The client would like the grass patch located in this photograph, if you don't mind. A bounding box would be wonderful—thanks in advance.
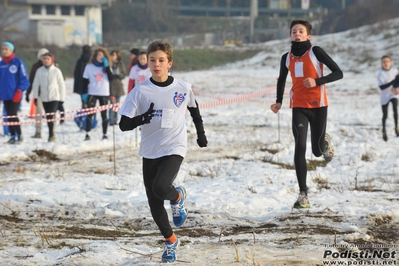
[173,49,261,71]
[17,45,261,78]
[33,149,58,161]
[261,158,327,170]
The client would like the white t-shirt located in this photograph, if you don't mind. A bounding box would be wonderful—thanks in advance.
[377,67,398,105]
[83,63,110,96]
[128,65,151,86]
[118,78,197,159]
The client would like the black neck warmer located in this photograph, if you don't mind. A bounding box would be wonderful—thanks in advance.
[150,76,174,87]
[291,40,311,57]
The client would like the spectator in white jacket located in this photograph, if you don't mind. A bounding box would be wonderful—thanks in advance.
[32,53,66,142]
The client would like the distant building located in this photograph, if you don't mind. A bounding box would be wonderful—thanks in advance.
[1,0,113,47]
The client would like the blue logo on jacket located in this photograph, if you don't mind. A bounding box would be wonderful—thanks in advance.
[173,92,186,107]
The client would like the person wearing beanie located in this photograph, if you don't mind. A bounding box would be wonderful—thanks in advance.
[26,47,49,138]
[73,45,92,108]
[0,41,30,144]
[128,48,139,71]
[32,53,66,142]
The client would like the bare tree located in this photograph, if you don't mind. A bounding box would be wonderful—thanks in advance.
[0,8,21,38]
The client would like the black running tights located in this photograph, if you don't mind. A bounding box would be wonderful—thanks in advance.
[142,155,183,239]
[292,107,328,193]
[381,98,398,129]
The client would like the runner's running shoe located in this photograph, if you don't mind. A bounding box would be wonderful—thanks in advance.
[323,133,335,162]
[293,191,310,209]
[162,236,180,263]
[170,187,187,227]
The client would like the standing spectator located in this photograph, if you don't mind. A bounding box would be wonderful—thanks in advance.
[32,53,65,142]
[127,48,139,92]
[376,55,399,141]
[0,41,30,144]
[0,56,9,136]
[54,60,66,124]
[81,47,113,141]
[25,47,49,138]
[127,51,151,93]
[128,48,139,71]
[73,45,92,108]
[109,50,127,125]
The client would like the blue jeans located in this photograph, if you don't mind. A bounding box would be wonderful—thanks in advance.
[108,96,120,125]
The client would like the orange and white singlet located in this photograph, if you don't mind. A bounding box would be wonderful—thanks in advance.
[286,46,328,108]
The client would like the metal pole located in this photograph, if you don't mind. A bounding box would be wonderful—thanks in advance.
[278,112,280,143]
[112,123,117,176]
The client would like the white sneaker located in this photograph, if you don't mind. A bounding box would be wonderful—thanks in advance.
[293,191,310,208]
[323,133,334,162]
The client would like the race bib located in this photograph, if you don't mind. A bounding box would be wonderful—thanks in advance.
[161,109,174,128]
[294,62,304,77]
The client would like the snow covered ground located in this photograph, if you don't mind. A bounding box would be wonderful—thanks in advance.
[1,19,399,265]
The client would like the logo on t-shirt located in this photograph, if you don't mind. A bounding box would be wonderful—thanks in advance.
[173,92,186,107]
[95,73,103,82]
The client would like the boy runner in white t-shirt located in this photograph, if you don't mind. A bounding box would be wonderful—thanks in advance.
[118,40,207,263]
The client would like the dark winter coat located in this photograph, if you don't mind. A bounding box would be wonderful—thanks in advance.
[26,60,43,99]
[110,60,127,97]
[73,51,91,95]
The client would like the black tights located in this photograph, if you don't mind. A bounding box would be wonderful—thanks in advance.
[292,107,328,193]
[42,101,59,138]
[3,100,21,137]
[381,98,398,130]
[86,95,109,135]
[143,155,183,239]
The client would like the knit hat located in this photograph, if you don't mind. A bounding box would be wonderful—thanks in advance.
[130,48,139,56]
[2,41,14,52]
[37,48,49,59]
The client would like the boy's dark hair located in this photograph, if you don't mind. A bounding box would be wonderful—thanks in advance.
[381,55,391,61]
[139,51,147,56]
[147,40,173,62]
[290,20,312,35]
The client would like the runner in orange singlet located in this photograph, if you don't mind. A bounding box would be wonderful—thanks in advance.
[270,20,343,208]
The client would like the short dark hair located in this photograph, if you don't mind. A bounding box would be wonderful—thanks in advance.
[290,20,312,35]
[82,45,91,53]
[147,40,173,62]
[381,55,391,61]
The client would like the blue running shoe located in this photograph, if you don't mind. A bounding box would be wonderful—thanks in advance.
[162,236,180,263]
[170,186,187,227]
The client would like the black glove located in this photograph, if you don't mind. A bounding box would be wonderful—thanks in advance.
[25,94,30,103]
[197,132,208,147]
[133,102,155,126]
[393,74,399,88]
